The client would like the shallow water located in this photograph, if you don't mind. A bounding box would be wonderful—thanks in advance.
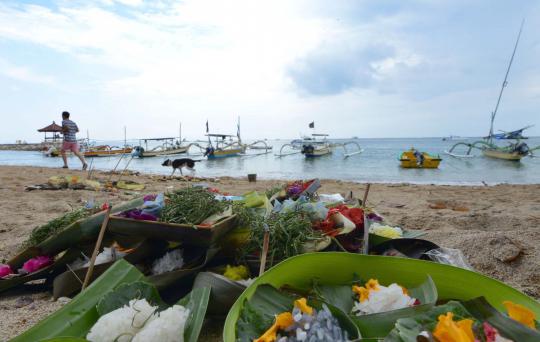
[1,137,539,185]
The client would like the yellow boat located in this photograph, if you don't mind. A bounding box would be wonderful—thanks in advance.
[399,149,442,168]
[84,145,133,157]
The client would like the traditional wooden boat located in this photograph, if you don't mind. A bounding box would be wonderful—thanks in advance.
[482,147,525,161]
[277,131,362,158]
[198,119,246,159]
[445,21,539,161]
[131,137,188,158]
[83,145,132,157]
[400,149,441,168]
[301,134,333,157]
[202,134,244,159]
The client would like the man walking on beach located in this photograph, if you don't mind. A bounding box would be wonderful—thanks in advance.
[61,111,87,170]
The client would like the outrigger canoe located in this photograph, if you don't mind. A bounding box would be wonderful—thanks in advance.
[482,147,525,161]
[400,150,442,168]
[84,145,132,157]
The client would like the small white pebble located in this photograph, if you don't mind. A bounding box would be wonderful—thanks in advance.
[56,297,71,304]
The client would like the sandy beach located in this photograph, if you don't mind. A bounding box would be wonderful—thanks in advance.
[0,165,539,341]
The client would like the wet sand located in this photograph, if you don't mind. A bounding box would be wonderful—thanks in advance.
[0,165,539,340]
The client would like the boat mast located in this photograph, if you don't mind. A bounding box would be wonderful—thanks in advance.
[488,19,524,143]
[237,116,241,144]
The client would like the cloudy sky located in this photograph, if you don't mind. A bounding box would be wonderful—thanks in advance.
[1,0,539,142]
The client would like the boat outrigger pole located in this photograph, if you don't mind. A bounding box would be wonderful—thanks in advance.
[488,19,524,144]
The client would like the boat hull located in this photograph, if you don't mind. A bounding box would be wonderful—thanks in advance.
[135,147,189,158]
[482,148,523,161]
[84,148,132,157]
[207,148,243,159]
[302,146,332,158]
[304,150,332,157]
[400,151,441,168]
[248,146,273,150]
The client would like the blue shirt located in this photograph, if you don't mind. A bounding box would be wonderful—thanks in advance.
[62,119,78,142]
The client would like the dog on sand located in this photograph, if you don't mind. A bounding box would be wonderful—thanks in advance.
[162,158,201,176]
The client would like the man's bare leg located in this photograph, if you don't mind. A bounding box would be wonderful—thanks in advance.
[73,150,88,170]
[61,150,68,168]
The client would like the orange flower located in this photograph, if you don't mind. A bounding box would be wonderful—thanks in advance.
[294,298,313,315]
[400,286,409,295]
[352,285,370,302]
[433,312,475,342]
[503,301,536,329]
[365,279,380,291]
[254,312,293,342]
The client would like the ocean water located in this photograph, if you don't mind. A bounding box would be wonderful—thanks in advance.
[1,137,539,185]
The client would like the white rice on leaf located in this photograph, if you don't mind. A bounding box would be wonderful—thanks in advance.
[151,249,184,275]
[86,299,157,342]
[352,283,416,316]
[132,304,190,342]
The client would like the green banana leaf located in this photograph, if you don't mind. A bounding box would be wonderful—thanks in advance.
[316,276,438,337]
[12,259,143,341]
[223,252,540,342]
[13,259,211,342]
[41,338,88,342]
[36,198,144,257]
[386,298,540,342]
[96,281,165,315]
[178,286,212,342]
[193,271,247,316]
[236,283,360,342]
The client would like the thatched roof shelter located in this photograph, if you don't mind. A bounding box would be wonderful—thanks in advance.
[38,122,63,133]
[38,121,63,142]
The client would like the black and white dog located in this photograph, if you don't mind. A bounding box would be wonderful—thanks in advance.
[162,158,201,176]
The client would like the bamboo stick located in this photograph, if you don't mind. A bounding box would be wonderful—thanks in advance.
[362,184,371,255]
[259,224,270,276]
[82,206,112,290]
[116,155,134,183]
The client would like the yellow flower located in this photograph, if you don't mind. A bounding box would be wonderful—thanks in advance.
[294,298,313,315]
[223,265,249,281]
[433,312,475,342]
[365,279,380,291]
[352,285,370,302]
[254,312,293,342]
[503,301,536,329]
[370,225,403,238]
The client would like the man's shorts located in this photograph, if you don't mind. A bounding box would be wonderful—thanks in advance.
[61,141,79,153]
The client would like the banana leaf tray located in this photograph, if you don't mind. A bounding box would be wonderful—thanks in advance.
[107,214,237,247]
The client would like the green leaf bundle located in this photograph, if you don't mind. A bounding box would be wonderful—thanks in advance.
[24,207,93,247]
[160,187,228,225]
[239,211,321,262]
